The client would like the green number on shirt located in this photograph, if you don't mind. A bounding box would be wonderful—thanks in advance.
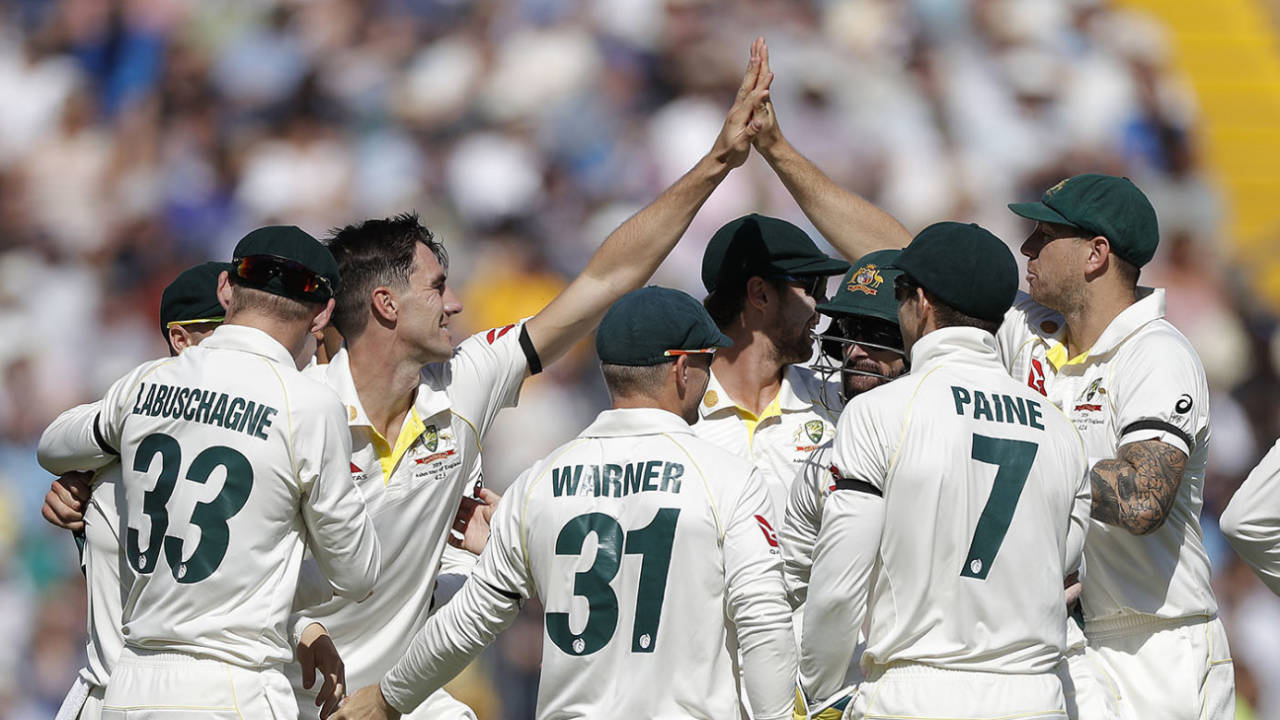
[960,434,1038,580]
[125,433,255,583]
[547,508,681,656]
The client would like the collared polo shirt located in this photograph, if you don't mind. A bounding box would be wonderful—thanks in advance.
[694,364,841,516]
[290,322,529,699]
[997,289,1217,623]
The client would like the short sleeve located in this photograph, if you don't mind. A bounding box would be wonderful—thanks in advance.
[1110,331,1208,457]
[442,321,531,438]
[830,392,892,493]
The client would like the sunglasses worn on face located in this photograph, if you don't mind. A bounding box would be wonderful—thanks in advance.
[837,316,903,351]
[893,274,919,303]
[771,273,827,301]
[234,255,333,301]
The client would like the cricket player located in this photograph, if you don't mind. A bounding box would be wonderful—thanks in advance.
[1221,439,1280,595]
[1001,175,1233,719]
[799,222,1091,720]
[288,39,778,719]
[332,286,798,720]
[780,249,906,609]
[37,226,382,718]
[42,262,229,720]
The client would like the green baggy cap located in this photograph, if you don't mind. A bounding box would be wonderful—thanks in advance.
[701,214,849,294]
[597,286,733,366]
[159,261,230,338]
[890,222,1018,322]
[231,225,341,302]
[817,249,904,324]
[1008,173,1159,267]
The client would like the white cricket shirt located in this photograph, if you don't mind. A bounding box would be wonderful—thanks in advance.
[694,364,841,515]
[381,408,798,720]
[808,328,1089,695]
[37,324,381,669]
[1221,439,1280,595]
[780,442,833,609]
[289,323,528,698]
[997,289,1218,624]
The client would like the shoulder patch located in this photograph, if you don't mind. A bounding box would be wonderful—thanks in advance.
[753,514,779,547]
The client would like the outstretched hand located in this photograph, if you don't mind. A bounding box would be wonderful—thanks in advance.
[749,38,782,154]
[298,623,346,719]
[709,36,774,171]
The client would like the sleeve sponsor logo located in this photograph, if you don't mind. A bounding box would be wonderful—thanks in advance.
[1027,358,1047,396]
[485,324,517,344]
[753,514,780,547]
[1175,394,1193,414]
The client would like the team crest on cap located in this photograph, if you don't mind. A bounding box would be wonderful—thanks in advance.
[805,420,825,444]
[424,424,438,452]
[1046,179,1069,197]
[847,263,885,295]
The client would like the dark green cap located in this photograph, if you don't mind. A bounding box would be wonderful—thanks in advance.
[817,249,903,325]
[159,261,230,338]
[231,226,341,301]
[701,214,850,293]
[596,286,733,366]
[890,222,1018,322]
[1008,173,1159,267]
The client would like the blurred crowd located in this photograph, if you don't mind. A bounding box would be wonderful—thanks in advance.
[1,0,1278,717]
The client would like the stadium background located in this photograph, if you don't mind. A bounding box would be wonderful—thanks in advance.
[0,0,1279,717]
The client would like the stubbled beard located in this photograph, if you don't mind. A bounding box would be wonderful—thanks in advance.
[776,327,814,365]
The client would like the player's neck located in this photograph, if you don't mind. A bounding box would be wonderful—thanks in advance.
[223,315,309,368]
[711,328,785,416]
[346,333,422,442]
[1060,280,1137,358]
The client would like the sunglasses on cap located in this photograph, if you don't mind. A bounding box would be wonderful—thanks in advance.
[663,348,717,358]
[233,255,333,301]
[770,273,828,301]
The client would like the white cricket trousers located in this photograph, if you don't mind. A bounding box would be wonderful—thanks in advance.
[55,675,105,720]
[102,647,297,719]
[1085,613,1234,720]
[849,663,1067,720]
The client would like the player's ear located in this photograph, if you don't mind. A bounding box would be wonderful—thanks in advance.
[216,271,233,310]
[744,275,771,313]
[371,287,396,322]
[168,326,188,355]
[1085,235,1111,276]
[310,298,336,335]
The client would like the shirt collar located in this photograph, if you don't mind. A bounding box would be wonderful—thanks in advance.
[581,408,695,438]
[322,347,453,429]
[200,324,296,369]
[698,365,817,418]
[1044,287,1164,369]
[908,327,1002,371]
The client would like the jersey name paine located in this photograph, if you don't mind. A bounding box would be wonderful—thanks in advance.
[290,323,527,695]
[832,328,1090,673]
[381,408,797,720]
[694,364,841,516]
[60,325,380,669]
[997,289,1217,622]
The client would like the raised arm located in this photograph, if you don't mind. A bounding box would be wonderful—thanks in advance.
[750,40,912,260]
[524,37,774,367]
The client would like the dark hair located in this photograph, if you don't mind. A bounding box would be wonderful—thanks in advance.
[927,290,1002,335]
[601,362,672,399]
[325,212,449,338]
[1113,253,1140,289]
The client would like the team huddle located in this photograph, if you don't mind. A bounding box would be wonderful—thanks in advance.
[36,36,1277,720]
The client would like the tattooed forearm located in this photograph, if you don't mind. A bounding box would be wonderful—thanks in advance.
[1089,439,1187,535]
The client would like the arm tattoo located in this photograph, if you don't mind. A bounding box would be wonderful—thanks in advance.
[1089,439,1187,535]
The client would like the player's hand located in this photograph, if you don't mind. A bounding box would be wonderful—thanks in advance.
[448,488,502,555]
[1064,572,1083,609]
[329,683,401,720]
[298,622,346,719]
[750,38,783,156]
[43,471,92,530]
[709,35,774,171]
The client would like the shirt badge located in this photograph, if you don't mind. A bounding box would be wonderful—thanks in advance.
[703,390,718,407]
[423,424,438,452]
[804,419,825,444]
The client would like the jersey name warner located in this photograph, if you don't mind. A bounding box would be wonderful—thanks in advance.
[129,381,279,440]
[551,460,685,498]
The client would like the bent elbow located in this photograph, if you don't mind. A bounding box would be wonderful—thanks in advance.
[1129,513,1168,536]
